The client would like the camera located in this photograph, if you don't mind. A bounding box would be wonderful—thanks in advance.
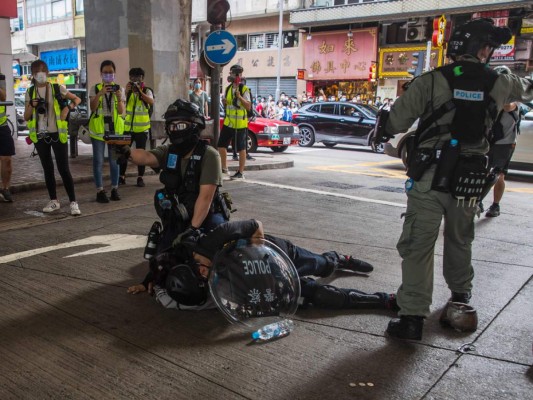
[106,84,120,92]
[36,98,47,115]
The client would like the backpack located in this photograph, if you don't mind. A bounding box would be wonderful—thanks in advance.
[225,83,254,120]
[281,108,293,122]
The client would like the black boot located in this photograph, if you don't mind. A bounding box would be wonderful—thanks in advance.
[451,291,471,303]
[386,316,424,340]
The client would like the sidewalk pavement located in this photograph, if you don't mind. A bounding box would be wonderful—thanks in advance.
[8,136,294,193]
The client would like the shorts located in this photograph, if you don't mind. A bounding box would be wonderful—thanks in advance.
[488,143,515,175]
[217,125,247,152]
[0,124,15,156]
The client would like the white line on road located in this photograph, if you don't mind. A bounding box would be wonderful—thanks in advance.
[243,179,406,208]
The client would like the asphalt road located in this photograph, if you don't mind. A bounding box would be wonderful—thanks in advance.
[0,144,532,399]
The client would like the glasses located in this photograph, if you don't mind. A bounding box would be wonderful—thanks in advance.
[168,121,194,132]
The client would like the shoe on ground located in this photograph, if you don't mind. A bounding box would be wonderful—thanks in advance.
[43,199,60,213]
[338,255,374,273]
[230,172,245,180]
[246,155,255,161]
[386,316,424,340]
[136,177,145,187]
[232,155,239,161]
[96,190,109,203]
[70,201,81,216]
[222,168,228,174]
[0,188,13,203]
[110,188,121,201]
[119,176,126,185]
[485,204,500,217]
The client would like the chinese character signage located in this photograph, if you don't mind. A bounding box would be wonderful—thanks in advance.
[304,28,377,80]
[40,48,79,72]
[378,46,444,78]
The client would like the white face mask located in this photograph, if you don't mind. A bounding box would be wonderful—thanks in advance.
[35,72,47,84]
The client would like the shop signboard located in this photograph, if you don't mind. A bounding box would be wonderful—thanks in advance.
[378,46,443,78]
[304,28,378,81]
[40,48,78,72]
[492,36,516,61]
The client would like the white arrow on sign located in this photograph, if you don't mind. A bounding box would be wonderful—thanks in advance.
[206,39,235,55]
[0,234,146,264]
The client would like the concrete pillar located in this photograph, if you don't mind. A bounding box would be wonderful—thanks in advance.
[84,0,192,138]
[0,17,15,129]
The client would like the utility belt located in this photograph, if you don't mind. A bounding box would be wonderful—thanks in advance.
[407,140,489,204]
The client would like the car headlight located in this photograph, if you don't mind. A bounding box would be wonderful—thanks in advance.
[264,126,278,134]
[293,126,299,134]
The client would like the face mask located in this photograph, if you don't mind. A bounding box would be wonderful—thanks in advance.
[102,73,115,83]
[35,72,47,84]
[194,83,202,90]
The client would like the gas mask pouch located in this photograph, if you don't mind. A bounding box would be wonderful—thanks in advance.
[449,155,488,202]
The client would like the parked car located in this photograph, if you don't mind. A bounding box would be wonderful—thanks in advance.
[291,101,383,152]
[219,104,299,153]
[384,105,533,171]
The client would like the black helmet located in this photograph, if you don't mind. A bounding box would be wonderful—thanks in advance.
[163,99,205,147]
[447,18,512,61]
[229,64,244,75]
[165,263,208,306]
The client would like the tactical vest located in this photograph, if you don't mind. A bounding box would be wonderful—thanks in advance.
[439,62,499,144]
[159,140,217,219]
[27,84,69,144]
[223,85,249,129]
[0,105,6,126]
[125,92,150,133]
[88,83,125,141]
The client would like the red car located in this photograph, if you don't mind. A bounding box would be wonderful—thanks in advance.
[218,107,300,153]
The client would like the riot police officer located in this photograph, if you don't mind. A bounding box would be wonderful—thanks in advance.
[381,19,533,340]
[116,99,226,253]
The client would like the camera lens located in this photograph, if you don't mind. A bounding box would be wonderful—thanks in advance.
[36,99,46,114]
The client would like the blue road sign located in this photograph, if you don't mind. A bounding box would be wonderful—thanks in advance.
[204,30,237,66]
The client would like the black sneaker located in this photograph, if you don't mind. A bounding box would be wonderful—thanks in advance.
[96,190,109,203]
[0,188,13,203]
[119,176,126,185]
[136,177,145,187]
[230,172,245,180]
[451,291,471,304]
[386,316,424,340]
[110,188,121,201]
[485,204,500,217]
[246,155,255,161]
[338,255,374,273]
[232,155,239,161]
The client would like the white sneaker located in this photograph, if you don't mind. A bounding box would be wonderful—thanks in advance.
[70,201,81,216]
[43,200,60,213]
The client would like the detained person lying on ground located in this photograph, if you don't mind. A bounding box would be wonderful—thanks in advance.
[127,219,398,312]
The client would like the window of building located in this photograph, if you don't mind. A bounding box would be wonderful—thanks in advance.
[249,34,265,50]
[21,64,32,76]
[265,33,279,48]
[27,0,72,25]
[75,0,84,15]
[80,49,86,70]
[235,35,247,51]
[282,31,298,48]
[10,6,24,31]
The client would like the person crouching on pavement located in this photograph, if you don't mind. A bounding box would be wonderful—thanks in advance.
[127,219,398,313]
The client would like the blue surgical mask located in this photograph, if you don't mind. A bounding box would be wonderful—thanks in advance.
[102,73,115,83]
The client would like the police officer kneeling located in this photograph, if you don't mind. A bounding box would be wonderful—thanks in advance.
[116,99,226,254]
[379,19,533,340]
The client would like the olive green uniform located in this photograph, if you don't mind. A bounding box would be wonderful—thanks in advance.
[386,56,533,317]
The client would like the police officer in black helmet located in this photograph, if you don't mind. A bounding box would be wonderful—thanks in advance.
[116,99,226,253]
[379,19,533,340]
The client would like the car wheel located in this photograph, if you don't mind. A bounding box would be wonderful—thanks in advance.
[323,142,337,148]
[298,125,315,147]
[371,141,385,154]
[247,131,258,153]
[271,146,288,153]
[400,145,408,168]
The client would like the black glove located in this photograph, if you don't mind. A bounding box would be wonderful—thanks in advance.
[114,145,131,163]
[173,226,202,248]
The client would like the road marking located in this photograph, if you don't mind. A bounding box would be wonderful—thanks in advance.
[0,234,146,264]
[309,160,408,179]
[244,179,406,207]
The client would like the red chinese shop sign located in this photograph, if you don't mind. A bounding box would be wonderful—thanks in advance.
[304,28,378,80]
